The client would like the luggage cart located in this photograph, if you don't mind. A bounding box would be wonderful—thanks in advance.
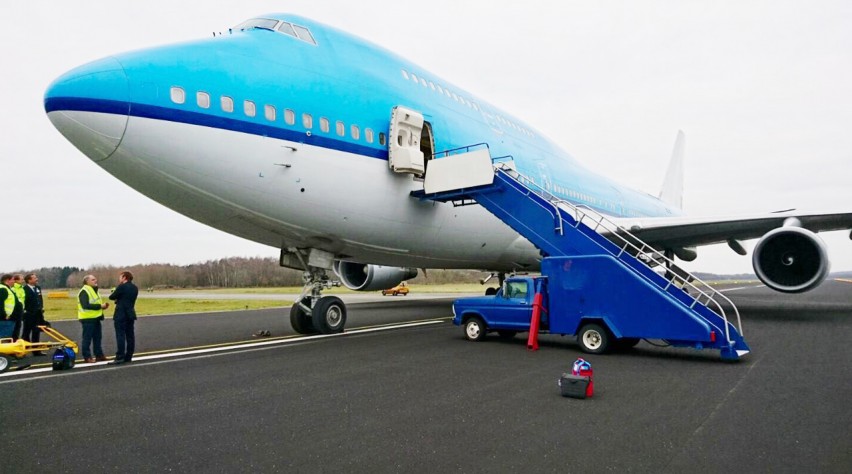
[0,324,79,373]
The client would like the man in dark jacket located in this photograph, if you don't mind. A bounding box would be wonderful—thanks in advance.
[22,273,48,350]
[108,271,138,365]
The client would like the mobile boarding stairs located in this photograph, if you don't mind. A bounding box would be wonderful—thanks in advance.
[412,145,749,360]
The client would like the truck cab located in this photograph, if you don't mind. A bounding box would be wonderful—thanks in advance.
[452,276,547,340]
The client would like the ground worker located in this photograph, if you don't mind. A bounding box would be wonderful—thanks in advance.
[1,274,24,339]
[22,273,48,352]
[11,274,26,339]
[78,274,109,363]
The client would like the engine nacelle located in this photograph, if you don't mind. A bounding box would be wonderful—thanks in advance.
[333,261,418,291]
[752,226,829,293]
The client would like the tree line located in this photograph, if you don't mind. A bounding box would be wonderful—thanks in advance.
[10,257,486,289]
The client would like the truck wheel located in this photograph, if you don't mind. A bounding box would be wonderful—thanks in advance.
[464,317,487,342]
[381,290,387,296]
[0,355,9,373]
[578,323,610,354]
[312,296,347,334]
[290,303,317,335]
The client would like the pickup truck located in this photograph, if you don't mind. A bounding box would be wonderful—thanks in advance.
[452,272,636,354]
[453,276,548,342]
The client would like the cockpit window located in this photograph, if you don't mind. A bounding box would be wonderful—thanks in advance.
[234,18,279,31]
[277,22,297,38]
[292,25,316,45]
[236,18,317,46]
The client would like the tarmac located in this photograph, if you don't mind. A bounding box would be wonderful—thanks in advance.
[1,280,850,472]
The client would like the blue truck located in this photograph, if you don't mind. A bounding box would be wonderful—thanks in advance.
[452,255,749,358]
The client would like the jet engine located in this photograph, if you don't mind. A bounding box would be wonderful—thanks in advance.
[752,226,829,293]
[333,261,418,291]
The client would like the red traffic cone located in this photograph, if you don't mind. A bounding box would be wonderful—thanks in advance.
[527,292,544,351]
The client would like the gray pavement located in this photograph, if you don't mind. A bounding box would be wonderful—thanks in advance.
[1,281,850,472]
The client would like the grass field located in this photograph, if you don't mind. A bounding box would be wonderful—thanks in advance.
[43,297,289,321]
[40,283,484,320]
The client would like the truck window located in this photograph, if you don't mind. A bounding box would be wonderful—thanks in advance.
[505,281,528,299]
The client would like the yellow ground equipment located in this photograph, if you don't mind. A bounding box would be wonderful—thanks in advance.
[0,325,79,373]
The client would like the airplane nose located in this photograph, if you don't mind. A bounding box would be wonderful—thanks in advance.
[44,56,130,162]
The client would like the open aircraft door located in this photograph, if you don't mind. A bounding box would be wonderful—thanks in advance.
[389,106,425,174]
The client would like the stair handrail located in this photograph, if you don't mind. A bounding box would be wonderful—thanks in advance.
[494,163,742,343]
[433,142,490,158]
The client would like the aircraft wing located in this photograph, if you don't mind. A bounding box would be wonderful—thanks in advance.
[611,211,852,250]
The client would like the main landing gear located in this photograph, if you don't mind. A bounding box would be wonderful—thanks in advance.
[290,267,347,335]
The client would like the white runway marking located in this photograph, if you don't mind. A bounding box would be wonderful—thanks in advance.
[719,284,766,292]
[0,319,445,382]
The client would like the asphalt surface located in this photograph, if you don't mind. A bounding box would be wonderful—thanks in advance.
[2,281,851,472]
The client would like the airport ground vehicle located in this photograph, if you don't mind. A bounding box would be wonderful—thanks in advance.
[419,151,749,360]
[381,282,409,296]
[452,255,748,358]
[0,324,79,373]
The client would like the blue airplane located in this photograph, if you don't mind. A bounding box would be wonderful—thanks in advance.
[45,14,852,333]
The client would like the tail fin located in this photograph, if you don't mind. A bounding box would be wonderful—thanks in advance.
[659,130,685,210]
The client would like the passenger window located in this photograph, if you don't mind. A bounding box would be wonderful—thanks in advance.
[365,128,374,143]
[379,132,386,146]
[244,100,256,117]
[264,105,276,121]
[285,109,295,125]
[196,92,210,109]
[170,87,185,104]
[429,81,436,90]
[277,22,297,37]
[302,113,313,129]
[411,73,419,83]
[401,70,409,80]
[335,120,345,137]
[292,25,316,45]
[351,125,360,140]
[221,96,234,113]
[320,117,330,133]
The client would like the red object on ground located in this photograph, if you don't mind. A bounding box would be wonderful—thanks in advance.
[572,358,594,398]
[527,292,544,351]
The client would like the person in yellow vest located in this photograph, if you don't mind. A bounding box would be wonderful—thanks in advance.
[78,274,109,363]
[11,274,26,340]
[1,274,24,340]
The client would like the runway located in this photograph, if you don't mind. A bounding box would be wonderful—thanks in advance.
[2,281,850,471]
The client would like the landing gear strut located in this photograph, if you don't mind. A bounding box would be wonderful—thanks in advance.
[290,267,347,335]
[481,272,506,295]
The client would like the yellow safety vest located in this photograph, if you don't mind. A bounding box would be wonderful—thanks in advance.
[2,284,14,316]
[12,283,25,311]
[77,285,104,320]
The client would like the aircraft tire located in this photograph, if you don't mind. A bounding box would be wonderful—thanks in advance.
[578,323,610,354]
[290,303,318,335]
[312,296,347,334]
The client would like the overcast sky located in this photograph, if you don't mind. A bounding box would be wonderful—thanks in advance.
[2,0,851,275]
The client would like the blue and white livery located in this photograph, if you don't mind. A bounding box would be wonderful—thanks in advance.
[45,14,852,333]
